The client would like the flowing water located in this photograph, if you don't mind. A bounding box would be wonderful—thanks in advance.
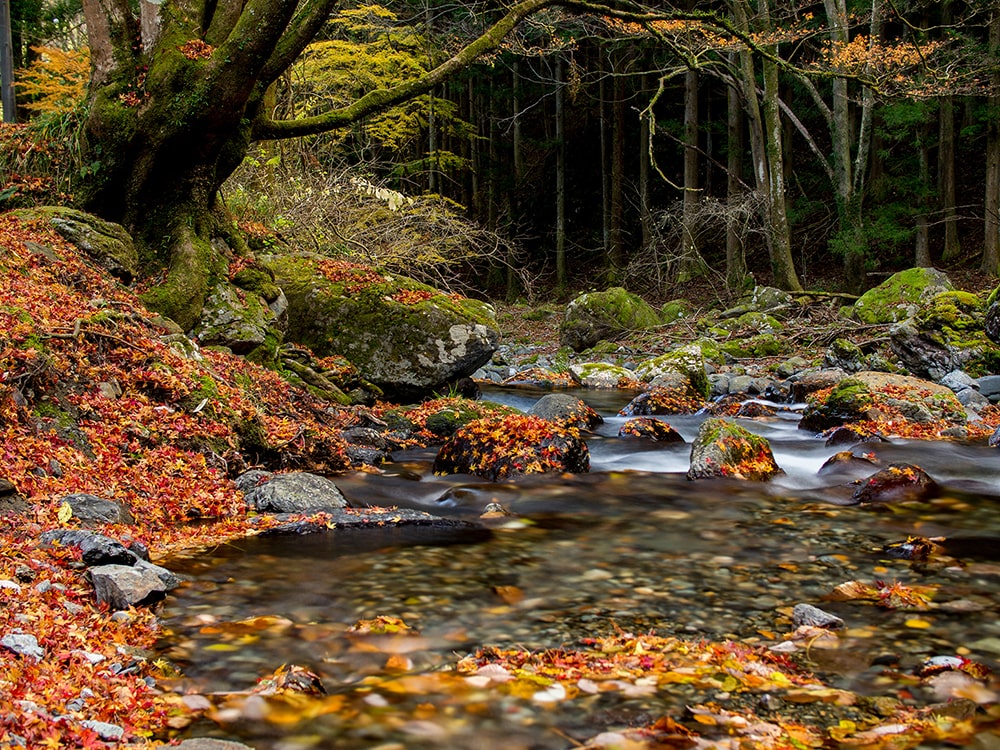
[159,386,1000,749]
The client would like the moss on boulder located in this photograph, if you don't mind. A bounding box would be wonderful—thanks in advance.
[851,268,953,324]
[634,344,710,398]
[687,418,783,481]
[799,371,966,432]
[890,291,999,379]
[560,287,661,351]
[11,206,139,282]
[264,253,499,399]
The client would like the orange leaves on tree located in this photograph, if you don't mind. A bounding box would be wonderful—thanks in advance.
[178,39,215,60]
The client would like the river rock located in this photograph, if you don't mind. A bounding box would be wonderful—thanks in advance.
[851,267,953,324]
[265,252,499,399]
[560,287,661,351]
[889,291,996,381]
[619,385,705,416]
[823,338,866,373]
[799,371,965,432]
[61,493,134,525]
[39,529,139,567]
[817,450,879,478]
[175,740,256,750]
[529,393,603,429]
[687,418,783,481]
[242,471,349,514]
[792,603,845,630]
[433,414,590,481]
[87,560,179,609]
[617,417,684,443]
[569,362,636,388]
[850,463,939,504]
[788,368,847,402]
[634,344,710,398]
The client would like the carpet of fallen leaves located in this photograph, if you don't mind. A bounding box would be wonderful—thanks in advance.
[0,213,361,746]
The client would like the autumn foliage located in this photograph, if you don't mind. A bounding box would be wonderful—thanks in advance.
[433,414,590,481]
[0,213,359,745]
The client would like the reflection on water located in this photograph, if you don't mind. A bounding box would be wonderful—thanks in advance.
[160,389,1000,748]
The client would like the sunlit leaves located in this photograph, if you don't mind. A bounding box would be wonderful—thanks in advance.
[434,414,590,481]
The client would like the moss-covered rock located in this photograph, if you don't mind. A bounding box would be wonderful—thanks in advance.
[191,282,275,355]
[264,253,499,399]
[687,418,783,481]
[851,268,953,324]
[719,334,786,359]
[799,371,966,432]
[660,299,693,324]
[10,207,139,283]
[890,291,999,379]
[634,344,710,398]
[569,362,637,388]
[559,287,661,351]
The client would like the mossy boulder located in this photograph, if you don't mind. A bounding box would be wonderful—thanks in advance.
[687,418,783,481]
[889,291,999,379]
[660,299,693,324]
[264,253,499,399]
[560,287,661,351]
[799,371,966,432]
[191,282,278,355]
[851,268,953,324]
[634,344,710,398]
[719,334,786,359]
[569,362,637,388]
[10,206,139,282]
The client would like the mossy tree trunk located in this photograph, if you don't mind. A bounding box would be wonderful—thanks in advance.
[79,0,562,329]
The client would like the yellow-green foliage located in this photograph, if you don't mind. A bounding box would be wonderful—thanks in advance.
[17,46,90,115]
[293,5,472,156]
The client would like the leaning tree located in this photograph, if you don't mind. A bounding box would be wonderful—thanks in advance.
[79,0,581,329]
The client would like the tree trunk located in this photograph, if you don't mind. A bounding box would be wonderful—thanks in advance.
[939,94,961,261]
[726,64,748,295]
[609,54,627,277]
[599,56,611,259]
[984,12,1000,275]
[679,67,703,281]
[915,119,931,266]
[555,54,567,289]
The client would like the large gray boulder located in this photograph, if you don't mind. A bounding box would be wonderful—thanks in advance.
[10,207,138,282]
[241,471,348,514]
[264,253,499,399]
[559,287,661,351]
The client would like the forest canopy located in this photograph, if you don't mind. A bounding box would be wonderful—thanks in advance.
[1,0,999,310]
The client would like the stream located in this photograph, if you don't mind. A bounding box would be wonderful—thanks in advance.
[159,386,1000,749]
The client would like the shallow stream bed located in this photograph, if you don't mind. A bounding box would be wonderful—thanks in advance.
[159,387,1000,748]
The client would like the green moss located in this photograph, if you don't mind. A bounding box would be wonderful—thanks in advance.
[232,266,281,303]
[660,299,692,323]
[141,231,226,331]
[917,291,983,334]
[823,378,873,411]
[720,334,785,359]
[852,268,953,324]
